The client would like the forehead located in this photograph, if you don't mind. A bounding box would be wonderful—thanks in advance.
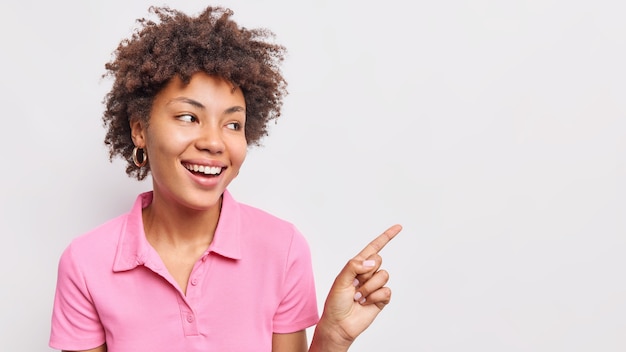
[158,72,243,98]
[156,73,245,107]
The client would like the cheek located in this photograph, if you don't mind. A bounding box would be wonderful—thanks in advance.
[148,129,189,155]
[233,141,248,167]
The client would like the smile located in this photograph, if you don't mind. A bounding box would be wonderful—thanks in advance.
[183,163,224,176]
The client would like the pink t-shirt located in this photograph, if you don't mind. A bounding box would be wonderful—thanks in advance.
[50,190,319,351]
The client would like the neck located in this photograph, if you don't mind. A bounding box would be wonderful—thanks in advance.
[142,191,222,250]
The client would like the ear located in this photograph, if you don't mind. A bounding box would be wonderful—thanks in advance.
[130,119,147,148]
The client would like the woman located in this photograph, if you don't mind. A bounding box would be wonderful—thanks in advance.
[50,6,401,351]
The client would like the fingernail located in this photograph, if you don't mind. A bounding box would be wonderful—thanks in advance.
[359,297,366,304]
[352,278,359,287]
[354,291,362,301]
[362,260,376,268]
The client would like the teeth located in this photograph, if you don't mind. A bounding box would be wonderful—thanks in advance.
[185,164,222,175]
[205,166,221,175]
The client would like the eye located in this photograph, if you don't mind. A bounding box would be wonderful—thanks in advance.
[176,114,197,123]
[226,122,242,131]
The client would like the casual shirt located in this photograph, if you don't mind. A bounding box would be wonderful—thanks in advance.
[50,190,319,351]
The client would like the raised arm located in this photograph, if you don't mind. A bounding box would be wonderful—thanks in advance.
[309,224,402,352]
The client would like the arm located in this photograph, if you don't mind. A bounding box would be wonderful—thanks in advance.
[272,330,308,352]
[63,345,107,352]
[51,245,107,351]
[309,224,402,352]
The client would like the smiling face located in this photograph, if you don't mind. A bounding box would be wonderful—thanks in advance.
[131,72,247,211]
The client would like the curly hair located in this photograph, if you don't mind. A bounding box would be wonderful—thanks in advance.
[102,6,287,180]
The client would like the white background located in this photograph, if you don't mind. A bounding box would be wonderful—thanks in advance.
[1,0,625,351]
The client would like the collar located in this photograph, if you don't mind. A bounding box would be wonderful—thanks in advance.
[113,190,242,272]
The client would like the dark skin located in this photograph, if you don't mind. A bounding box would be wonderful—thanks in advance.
[102,6,287,181]
[63,224,402,352]
[65,6,402,352]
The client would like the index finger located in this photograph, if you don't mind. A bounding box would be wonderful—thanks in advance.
[356,224,403,259]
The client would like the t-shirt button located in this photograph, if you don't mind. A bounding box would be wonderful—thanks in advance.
[187,315,194,323]
[191,278,198,286]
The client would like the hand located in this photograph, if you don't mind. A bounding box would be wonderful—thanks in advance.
[311,224,402,351]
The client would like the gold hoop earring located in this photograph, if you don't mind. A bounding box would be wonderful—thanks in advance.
[132,146,148,167]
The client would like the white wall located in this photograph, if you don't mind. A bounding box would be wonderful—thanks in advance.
[1,0,624,350]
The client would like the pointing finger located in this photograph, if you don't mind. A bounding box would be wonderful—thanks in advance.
[355,224,402,260]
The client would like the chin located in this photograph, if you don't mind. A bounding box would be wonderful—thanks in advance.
[185,192,224,211]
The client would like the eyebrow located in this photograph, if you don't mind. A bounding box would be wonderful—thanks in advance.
[225,106,245,114]
[167,97,205,109]
[167,97,245,114]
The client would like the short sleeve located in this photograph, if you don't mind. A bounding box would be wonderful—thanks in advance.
[272,227,320,333]
[49,243,106,350]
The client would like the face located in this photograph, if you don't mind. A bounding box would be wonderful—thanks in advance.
[131,72,247,211]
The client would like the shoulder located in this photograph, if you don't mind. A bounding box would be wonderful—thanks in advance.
[230,197,311,255]
[57,212,129,275]
[238,202,295,231]
[224,191,299,236]
[60,192,148,263]
[67,213,127,252]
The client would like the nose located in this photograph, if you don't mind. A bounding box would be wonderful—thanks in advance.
[195,123,225,154]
